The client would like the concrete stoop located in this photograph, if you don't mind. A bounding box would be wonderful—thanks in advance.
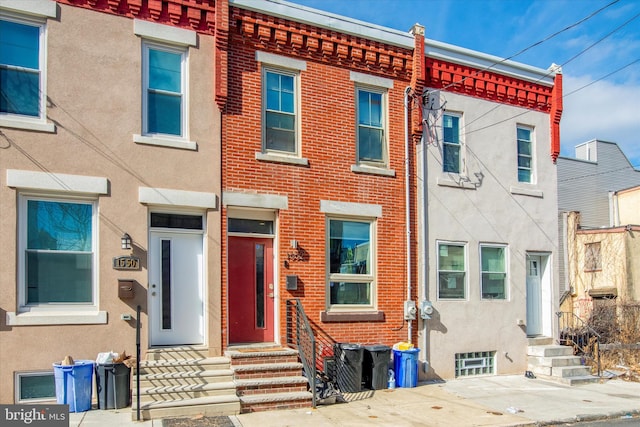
[527,337,600,386]
[131,347,241,420]
[226,344,313,413]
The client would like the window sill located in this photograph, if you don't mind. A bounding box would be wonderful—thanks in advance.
[0,117,55,133]
[437,177,476,190]
[510,186,543,198]
[255,152,309,166]
[320,310,384,322]
[6,311,108,326]
[134,134,197,151]
[351,164,396,177]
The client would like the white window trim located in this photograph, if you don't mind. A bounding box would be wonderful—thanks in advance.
[134,40,195,149]
[325,216,377,312]
[442,112,464,175]
[480,243,509,301]
[0,11,55,133]
[436,241,467,300]
[320,200,382,218]
[134,19,197,47]
[516,124,535,184]
[139,186,218,209]
[15,370,56,403]
[260,66,302,158]
[354,86,389,169]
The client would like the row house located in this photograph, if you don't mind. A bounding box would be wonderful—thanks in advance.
[0,0,564,416]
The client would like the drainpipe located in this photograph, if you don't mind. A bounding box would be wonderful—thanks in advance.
[404,86,413,343]
[421,102,430,368]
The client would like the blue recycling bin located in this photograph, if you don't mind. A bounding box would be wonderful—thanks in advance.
[393,348,419,388]
[53,360,94,412]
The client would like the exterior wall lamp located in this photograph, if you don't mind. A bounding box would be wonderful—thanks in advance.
[121,233,132,250]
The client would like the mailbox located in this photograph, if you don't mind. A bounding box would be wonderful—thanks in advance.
[286,275,298,290]
[118,279,134,299]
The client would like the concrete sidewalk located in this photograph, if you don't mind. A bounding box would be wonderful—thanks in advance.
[69,375,640,426]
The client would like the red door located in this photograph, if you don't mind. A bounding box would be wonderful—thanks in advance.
[228,237,274,343]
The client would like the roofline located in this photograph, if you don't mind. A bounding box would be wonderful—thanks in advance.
[231,0,557,85]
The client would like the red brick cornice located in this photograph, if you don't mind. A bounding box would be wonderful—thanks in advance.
[230,7,413,80]
[426,58,554,114]
[55,0,218,35]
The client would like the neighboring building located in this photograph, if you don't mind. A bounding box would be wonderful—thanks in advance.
[418,51,563,378]
[0,0,222,404]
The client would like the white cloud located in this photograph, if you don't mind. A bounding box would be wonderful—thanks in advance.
[560,75,640,166]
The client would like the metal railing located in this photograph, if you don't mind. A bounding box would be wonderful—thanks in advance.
[285,299,317,408]
[136,304,141,421]
[556,311,601,377]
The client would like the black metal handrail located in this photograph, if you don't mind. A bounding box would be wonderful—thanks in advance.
[286,299,316,408]
[136,304,141,421]
[556,311,601,377]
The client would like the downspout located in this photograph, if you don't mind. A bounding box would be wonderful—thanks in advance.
[421,114,429,366]
[405,85,413,343]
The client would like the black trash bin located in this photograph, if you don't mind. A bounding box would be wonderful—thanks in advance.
[363,344,391,390]
[95,363,131,409]
[334,343,364,393]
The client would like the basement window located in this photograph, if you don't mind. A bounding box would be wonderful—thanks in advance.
[455,351,495,377]
[15,371,56,403]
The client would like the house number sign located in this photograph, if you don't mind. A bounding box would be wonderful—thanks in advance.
[113,256,141,270]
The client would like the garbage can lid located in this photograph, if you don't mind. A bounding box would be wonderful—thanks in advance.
[364,344,391,351]
[339,343,362,350]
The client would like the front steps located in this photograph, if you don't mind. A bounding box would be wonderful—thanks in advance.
[527,337,600,385]
[132,347,240,420]
[225,344,313,413]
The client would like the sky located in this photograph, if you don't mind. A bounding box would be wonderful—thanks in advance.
[288,0,640,167]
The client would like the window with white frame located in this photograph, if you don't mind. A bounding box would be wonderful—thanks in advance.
[0,16,45,120]
[20,196,96,306]
[443,113,461,173]
[327,218,375,308]
[480,244,507,299]
[263,68,298,154]
[16,371,56,403]
[437,242,466,299]
[357,87,386,165]
[143,42,186,138]
[517,126,533,183]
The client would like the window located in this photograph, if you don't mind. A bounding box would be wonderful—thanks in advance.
[357,88,385,165]
[517,126,533,183]
[143,42,186,137]
[264,69,297,154]
[437,243,466,299]
[584,242,602,271]
[328,218,375,308]
[16,371,55,403]
[455,351,495,377]
[21,197,96,306]
[480,244,507,299]
[443,113,461,173]
[0,17,44,119]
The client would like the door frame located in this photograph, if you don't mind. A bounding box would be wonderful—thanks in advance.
[148,210,207,347]
[226,207,279,346]
[525,252,552,337]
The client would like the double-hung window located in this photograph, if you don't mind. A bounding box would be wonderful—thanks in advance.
[328,218,375,308]
[357,88,385,165]
[21,196,96,306]
[264,68,297,154]
[517,126,533,183]
[443,113,461,173]
[143,42,186,138]
[437,242,466,299]
[480,244,507,300]
[0,15,50,129]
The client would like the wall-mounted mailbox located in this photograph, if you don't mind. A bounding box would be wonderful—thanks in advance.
[118,279,135,299]
[286,275,298,291]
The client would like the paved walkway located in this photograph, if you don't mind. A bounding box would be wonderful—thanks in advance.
[69,375,640,426]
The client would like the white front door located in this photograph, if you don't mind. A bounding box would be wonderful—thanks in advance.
[526,255,543,336]
[149,231,204,345]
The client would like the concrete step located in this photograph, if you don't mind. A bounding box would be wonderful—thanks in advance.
[145,346,210,361]
[527,336,553,346]
[527,345,574,358]
[239,391,313,413]
[560,375,601,386]
[528,355,582,368]
[132,395,241,420]
[137,357,231,375]
[225,347,300,366]
[134,381,237,402]
[236,376,309,396]
[137,369,234,388]
[552,365,592,378]
[232,362,304,379]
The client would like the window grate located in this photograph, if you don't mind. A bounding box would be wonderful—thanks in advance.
[455,351,495,377]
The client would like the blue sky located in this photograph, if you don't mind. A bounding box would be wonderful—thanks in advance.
[288,0,640,167]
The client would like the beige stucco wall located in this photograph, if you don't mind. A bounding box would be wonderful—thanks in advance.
[418,91,559,380]
[0,4,221,403]
[617,187,640,225]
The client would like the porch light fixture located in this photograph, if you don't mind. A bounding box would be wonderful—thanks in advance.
[121,233,132,250]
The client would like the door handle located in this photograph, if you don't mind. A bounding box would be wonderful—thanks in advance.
[268,292,274,298]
